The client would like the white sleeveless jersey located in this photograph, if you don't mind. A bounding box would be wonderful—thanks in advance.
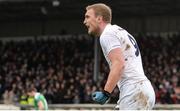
[100,24,148,89]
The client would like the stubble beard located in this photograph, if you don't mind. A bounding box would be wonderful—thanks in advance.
[88,27,100,37]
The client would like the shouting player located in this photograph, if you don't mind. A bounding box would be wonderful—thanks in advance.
[83,3,155,110]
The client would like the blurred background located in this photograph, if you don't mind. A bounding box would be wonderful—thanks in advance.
[0,0,180,110]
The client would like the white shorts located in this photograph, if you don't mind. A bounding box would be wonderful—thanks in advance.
[116,80,155,110]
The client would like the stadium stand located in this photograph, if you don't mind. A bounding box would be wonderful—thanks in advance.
[0,33,179,106]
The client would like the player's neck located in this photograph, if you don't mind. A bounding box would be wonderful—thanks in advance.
[99,22,109,36]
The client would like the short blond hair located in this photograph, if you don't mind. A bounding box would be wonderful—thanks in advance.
[86,3,112,23]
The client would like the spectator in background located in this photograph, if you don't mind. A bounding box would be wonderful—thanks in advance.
[19,89,28,110]
[3,90,11,104]
[26,87,48,110]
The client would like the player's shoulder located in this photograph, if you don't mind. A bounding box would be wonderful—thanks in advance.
[100,25,121,44]
[35,92,41,100]
[102,24,124,36]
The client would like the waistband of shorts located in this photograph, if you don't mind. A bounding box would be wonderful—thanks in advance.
[118,79,149,90]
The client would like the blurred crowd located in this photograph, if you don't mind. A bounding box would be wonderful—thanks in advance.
[137,34,180,104]
[0,34,179,105]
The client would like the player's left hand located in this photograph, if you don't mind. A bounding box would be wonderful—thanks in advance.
[91,90,110,105]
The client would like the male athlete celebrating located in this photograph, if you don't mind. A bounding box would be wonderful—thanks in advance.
[83,3,155,110]
[27,87,48,110]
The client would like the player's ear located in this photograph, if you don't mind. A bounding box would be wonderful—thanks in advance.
[97,16,103,23]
